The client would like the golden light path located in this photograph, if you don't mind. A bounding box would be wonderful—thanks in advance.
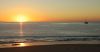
[16,15,29,36]
[11,43,32,47]
[18,43,26,47]
[20,22,23,36]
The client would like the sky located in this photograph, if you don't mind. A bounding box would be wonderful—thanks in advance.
[0,0,100,22]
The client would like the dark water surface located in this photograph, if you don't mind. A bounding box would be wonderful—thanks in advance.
[0,22,100,44]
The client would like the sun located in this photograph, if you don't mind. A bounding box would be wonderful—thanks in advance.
[16,15,29,22]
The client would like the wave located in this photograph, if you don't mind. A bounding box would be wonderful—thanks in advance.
[0,36,100,44]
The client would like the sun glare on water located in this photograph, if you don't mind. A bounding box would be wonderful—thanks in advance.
[13,15,29,36]
[19,43,26,47]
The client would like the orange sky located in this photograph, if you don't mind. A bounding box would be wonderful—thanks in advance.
[0,0,100,22]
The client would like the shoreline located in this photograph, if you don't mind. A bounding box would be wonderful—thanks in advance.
[0,44,100,52]
[0,41,100,48]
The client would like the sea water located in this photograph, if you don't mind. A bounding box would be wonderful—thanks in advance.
[0,22,100,44]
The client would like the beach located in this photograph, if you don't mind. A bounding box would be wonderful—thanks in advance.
[0,23,100,52]
[0,44,100,52]
[0,0,100,52]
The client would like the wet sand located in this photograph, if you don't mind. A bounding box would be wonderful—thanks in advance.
[0,44,100,52]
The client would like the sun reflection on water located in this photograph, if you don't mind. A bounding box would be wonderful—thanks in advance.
[12,43,30,47]
[19,22,24,36]
[19,43,26,47]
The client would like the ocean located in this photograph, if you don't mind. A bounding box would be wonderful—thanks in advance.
[0,22,100,46]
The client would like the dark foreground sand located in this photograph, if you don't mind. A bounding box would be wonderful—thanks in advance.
[0,44,100,52]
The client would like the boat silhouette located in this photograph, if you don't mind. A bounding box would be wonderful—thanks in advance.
[84,17,88,24]
[84,21,88,24]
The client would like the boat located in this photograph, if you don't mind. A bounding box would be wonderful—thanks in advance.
[84,21,88,24]
[84,18,88,24]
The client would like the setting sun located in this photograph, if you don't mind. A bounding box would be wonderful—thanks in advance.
[16,15,29,22]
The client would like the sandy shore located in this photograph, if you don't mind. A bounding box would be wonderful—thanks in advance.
[0,44,100,52]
